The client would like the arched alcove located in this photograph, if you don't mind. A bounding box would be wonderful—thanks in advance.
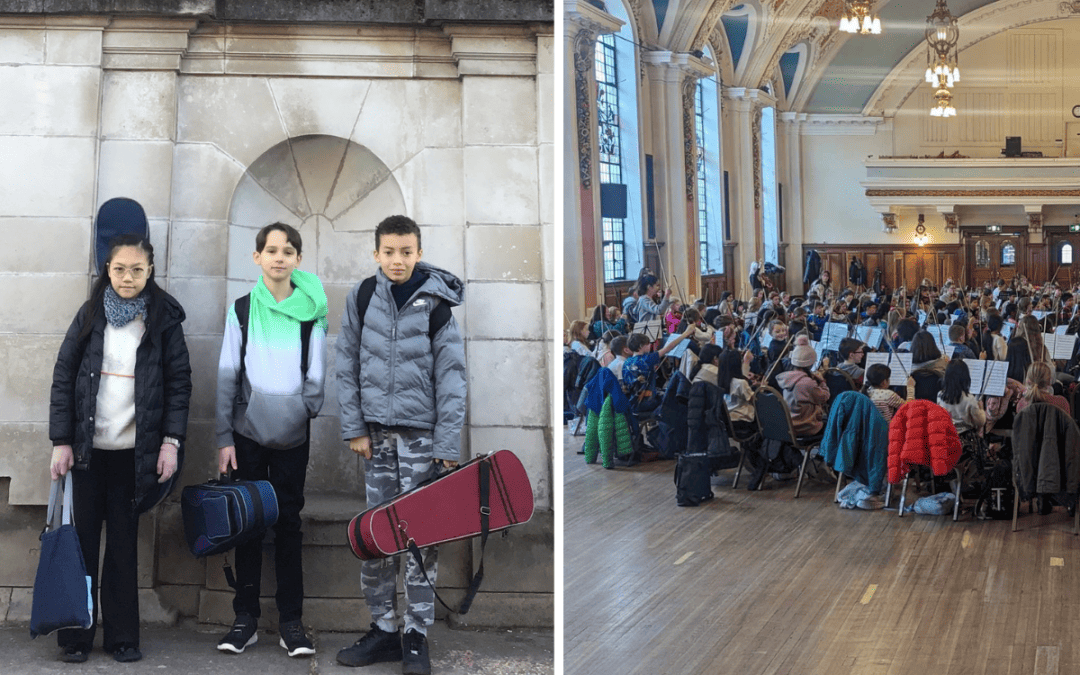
[225,134,406,299]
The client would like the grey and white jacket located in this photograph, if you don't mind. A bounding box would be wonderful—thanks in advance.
[336,262,466,462]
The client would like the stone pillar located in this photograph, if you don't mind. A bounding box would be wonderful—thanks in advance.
[564,1,622,323]
[1026,205,1044,244]
[640,52,710,300]
[724,87,774,300]
[778,112,806,291]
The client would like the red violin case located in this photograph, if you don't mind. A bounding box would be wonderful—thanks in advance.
[348,449,534,561]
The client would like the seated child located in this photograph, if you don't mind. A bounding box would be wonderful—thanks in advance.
[567,320,592,358]
[775,336,830,437]
[606,335,630,383]
[1016,361,1071,416]
[864,364,903,422]
[837,338,866,388]
[937,359,986,434]
[621,326,695,394]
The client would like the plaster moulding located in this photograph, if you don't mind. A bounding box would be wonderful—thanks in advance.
[864,0,1069,117]
[801,114,887,135]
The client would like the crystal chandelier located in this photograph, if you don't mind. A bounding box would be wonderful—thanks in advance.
[839,0,881,35]
[924,0,959,116]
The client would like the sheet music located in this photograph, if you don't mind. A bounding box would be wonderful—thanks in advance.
[1033,311,1048,320]
[855,325,883,350]
[1045,332,1077,360]
[1054,324,1069,336]
[999,322,1013,342]
[917,310,927,325]
[964,359,1007,397]
[663,333,692,360]
[942,344,956,359]
[819,321,851,353]
[865,352,912,386]
[760,331,773,351]
[638,319,663,340]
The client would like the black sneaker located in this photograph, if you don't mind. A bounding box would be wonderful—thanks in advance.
[112,644,142,663]
[59,644,90,663]
[402,629,431,675]
[278,619,314,657]
[336,623,402,667]
[218,614,258,654]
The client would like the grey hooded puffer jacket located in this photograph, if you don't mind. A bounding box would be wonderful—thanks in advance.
[336,262,466,462]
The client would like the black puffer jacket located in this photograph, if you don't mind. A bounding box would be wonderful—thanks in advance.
[49,289,192,513]
[685,365,734,464]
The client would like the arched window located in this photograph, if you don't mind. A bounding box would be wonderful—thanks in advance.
[594,2,643,283]
[1001,243,1016,266]
[975,240,990,268]
[696,49,723,275]
[760,105,779,265]
[1060,242,1073,265]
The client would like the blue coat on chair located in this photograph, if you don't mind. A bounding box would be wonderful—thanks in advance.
[820,391,889,493]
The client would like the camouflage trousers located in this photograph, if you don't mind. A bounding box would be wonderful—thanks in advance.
[361,424,438,635]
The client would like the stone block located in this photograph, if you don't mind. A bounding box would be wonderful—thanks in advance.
[318,335,339,416]
[289,135,350,216]
[156,502,206,585]
[0,218,91,274]
[198,588,372,631]
[417,224,465,281]
[0,136,97,217]
[0,482,45,582]
[169,220,228,278]
[447,592,553,629]
[302,492,365,546]
[324,282,361,336]
[173,420,217,492]
[464,146,538,225]
[464,224,542,282]
[4,276,90,336]
[177,76,289,167]
[308,416,361,495]
[467,427,550,508]
[139,588,179,625]
[267,78,373,139]
[170,142,245,222]
[97,140,175,219]
[226,222,264,284]
[244,139,311,219]
[466,340,546,427]
[541,222,553,282]
[0,424,52,505]
[0,65,99,136]
[101,70,177,140]
[468,510,551,594]
[168,276,227,336]
[325,145,405,228]
[539,141,552,225]
[543,280,554,341]
[349,80,412,172]
[0,27,45,64]
[0,335,63,425]
[315,224,374,285]
[398,148,464,229]
[536,34,553,74]
[537,73,553,145]
[156,584,200,619]
[463,77,536,146]
[228,172,305,233]
[7,588,32,624]
[0,587,11,623]
[465,283,543,340]
[149,218,170,277]
[178,335,220,429]
[45,26,102,65]
[406,78,462,150]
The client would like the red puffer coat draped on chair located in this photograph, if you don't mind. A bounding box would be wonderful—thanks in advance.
[887,399,963,484]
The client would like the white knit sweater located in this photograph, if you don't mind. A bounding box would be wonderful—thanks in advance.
[93,317,145,450]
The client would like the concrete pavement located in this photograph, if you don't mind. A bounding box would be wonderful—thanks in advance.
[0,620,554,674]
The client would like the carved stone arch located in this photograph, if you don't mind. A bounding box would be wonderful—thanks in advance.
[659,0,719,51]
[788,15,840,111]
[777,41,811,103]
[690,0,738,54]
[723,0,761,83]
[707,26,737,84]
[619,0,660,45]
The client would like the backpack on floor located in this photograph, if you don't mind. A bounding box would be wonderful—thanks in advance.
[974,458,1014,520]
[674,453,713,507]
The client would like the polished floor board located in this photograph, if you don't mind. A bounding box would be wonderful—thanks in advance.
[564,429,1080,675]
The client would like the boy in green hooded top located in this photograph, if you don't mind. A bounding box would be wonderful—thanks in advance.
[214,223,328,659]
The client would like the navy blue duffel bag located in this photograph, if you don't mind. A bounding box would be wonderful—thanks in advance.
[181,475,278,559]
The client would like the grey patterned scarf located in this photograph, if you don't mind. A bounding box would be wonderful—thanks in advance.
[103,285,148,328]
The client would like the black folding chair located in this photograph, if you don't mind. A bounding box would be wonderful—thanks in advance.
[716,397,758,489]
[823,368,856,405]
[754,386,824,498]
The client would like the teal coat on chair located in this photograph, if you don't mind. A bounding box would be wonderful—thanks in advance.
[820,391,889,493]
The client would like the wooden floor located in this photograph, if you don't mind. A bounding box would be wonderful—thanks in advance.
[563,428,1080,675]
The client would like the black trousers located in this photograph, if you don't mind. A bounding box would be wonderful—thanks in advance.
[58,449,139,651]
[231,431,309,623]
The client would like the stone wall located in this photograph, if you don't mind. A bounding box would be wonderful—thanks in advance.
[0,6,553,629]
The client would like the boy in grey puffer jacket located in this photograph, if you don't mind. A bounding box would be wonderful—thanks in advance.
[334,215,466,675]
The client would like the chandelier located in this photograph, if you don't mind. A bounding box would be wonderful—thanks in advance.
[924,0,960,116]
[839,0,881,34]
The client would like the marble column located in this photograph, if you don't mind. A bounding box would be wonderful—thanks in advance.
[778,112,806,291]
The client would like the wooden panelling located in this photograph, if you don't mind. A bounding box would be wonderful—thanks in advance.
[802,244,962,294]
